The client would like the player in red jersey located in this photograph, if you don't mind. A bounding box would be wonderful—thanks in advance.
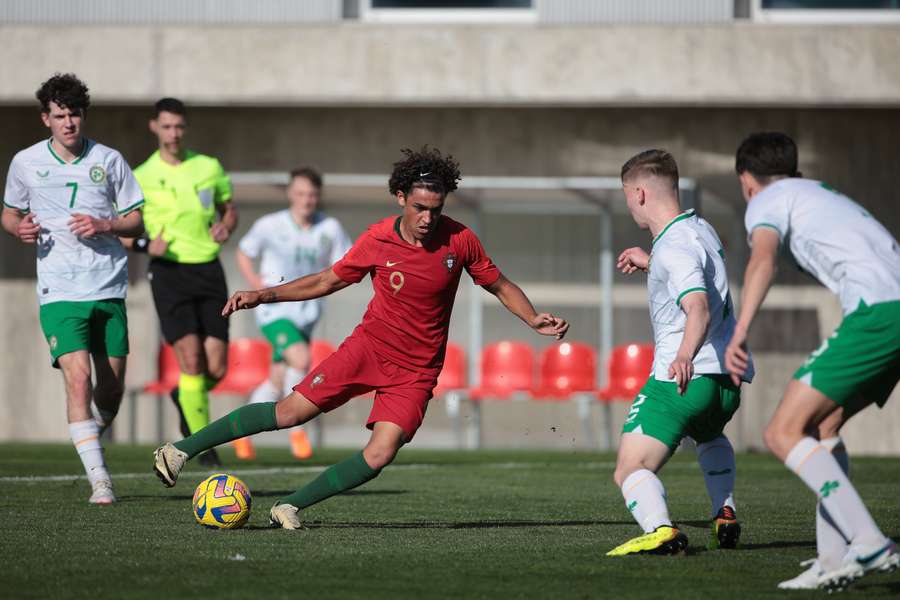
[153,147,569,528]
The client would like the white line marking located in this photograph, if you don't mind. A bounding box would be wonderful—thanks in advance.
[0,461,623,483]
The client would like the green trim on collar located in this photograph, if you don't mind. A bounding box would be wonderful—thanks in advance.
[47,138,89,165]
[652,209,695,246]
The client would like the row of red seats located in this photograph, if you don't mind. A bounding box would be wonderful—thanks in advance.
[144,339,654,403]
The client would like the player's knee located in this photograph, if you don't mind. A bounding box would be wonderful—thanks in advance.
[363,444,399,470]
[613,464,638,487]
[95,378,124,402]
[762,423,784,457]
[65,369,92,400]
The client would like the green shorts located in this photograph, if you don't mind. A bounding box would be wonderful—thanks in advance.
[622,375,741,451]
[39,299,129,368]
[793,300,900,410]
[260,319,311,362]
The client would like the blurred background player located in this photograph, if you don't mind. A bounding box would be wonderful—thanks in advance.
[129,97,238,467]
[153,146,568,529]
[725,132,900,591]
[607,150,752,557]
[1,73,145,503]
[232,167,351,460]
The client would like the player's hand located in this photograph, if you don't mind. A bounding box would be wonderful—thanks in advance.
[222,290,263,316]
[617,247,650,274]
[209,222,230,244]
[16,213,41,243]
[530,313,569,340]
[725,325,750,387]
[148,227,168,257]
[668,352,694,395]
[68,213,111,238]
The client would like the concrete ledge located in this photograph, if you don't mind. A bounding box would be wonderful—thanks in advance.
[2,24,900,106]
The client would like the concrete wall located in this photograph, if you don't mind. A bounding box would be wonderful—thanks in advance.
[2,24,899,106]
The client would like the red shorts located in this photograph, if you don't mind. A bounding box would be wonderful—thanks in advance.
[293,333,438,441]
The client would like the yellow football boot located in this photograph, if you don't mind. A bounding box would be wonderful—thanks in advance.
[607,526,689,556]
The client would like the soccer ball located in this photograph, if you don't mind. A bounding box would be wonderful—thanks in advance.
[192,473,252,529]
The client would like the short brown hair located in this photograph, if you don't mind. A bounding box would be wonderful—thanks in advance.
[621,149,679,190]
[289,166,323,190]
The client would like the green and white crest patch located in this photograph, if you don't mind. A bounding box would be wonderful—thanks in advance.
[89,164,106,184]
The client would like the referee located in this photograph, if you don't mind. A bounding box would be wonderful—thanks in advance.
[131,98,238,466]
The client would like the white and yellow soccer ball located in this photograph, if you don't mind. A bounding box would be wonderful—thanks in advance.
[192,473,252,529]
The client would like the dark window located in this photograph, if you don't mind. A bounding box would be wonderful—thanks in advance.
[762,1,899,8]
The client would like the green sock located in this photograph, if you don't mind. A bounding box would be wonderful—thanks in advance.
[174,402,278,459]
[278,451,380,509]
[177,373,209,434]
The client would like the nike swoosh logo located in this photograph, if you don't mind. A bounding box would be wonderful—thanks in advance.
[856,543,891,566]
[386,261,401,267]
[37,170,49,178]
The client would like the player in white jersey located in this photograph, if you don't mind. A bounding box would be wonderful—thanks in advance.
[607,150,753,557]
[233,167,351,459]
[1,74,145,504]
[725,132,900,591]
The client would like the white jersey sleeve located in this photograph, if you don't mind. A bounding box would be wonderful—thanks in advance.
[655,245,707,307]
[744,187,790,245]
[109,151,144,215]
[3,154,30,212]
[328,218,352,264]
[238,216,270,259]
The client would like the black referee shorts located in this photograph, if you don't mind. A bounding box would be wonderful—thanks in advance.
[148,258,230,344]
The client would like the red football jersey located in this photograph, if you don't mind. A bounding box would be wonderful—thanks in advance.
[332,215,501,373]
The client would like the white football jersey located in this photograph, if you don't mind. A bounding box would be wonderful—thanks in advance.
[745,178,900,316]
[3,138,144,304]
[648,210,754,382]
[238,210,351,328]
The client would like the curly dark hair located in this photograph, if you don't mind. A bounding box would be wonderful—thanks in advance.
[388,146,461,197]
[36,73,90,114]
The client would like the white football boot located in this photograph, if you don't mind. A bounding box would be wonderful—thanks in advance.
[270,503,303,530]
[89,479,116,505]
[777,559,821,590]
[153,443,187,487]
[818,540,900,592]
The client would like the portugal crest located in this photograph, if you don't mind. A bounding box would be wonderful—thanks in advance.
[443,252,457,272]
[89,164,106,184]
[311,373,325,388]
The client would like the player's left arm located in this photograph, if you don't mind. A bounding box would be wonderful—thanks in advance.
[670,291,710,395]
[209,164,237,243]
[210,201,238,244]
[725,227,779,384]
[69,207,144,238]
[484,274,569,340]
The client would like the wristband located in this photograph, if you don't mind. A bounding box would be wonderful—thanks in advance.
[133,235,150,253]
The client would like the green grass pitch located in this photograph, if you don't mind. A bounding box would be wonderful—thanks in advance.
[3,443,899,599]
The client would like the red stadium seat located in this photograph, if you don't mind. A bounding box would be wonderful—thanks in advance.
[532,342,597,400]
[597,343,654,402]
[469,341,534,400]
[309,339,336,370]
[212,339,272,395]
[142,344,180,394]
[434,342,467,398]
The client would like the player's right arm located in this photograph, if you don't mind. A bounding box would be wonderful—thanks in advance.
[2,156,39,242]
[235,249,265,290]
[725,227,780,384]
[222,267,351,316]
[617,247,650,274]
[1,207,40,243]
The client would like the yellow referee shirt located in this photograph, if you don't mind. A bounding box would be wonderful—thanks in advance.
[134,149,232,264]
